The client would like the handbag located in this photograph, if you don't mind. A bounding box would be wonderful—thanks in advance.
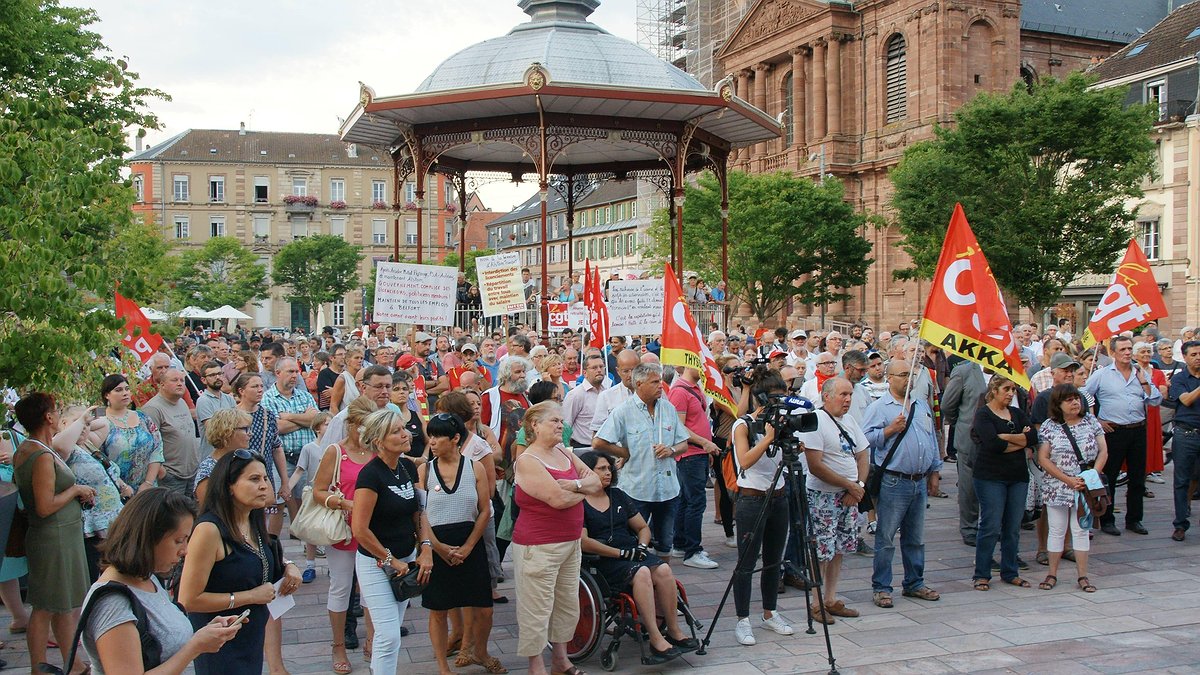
[821,410,874,513]
[5,507,27,558]
[1062,423,1110,518]
[289,446,352,546]
[865,402,917,500]
[385,563,427,601]
[65,582,163,673]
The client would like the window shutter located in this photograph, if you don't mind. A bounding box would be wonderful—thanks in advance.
[885,36,907,124]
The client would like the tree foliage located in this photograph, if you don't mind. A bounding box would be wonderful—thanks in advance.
[0,0,169,404]
[646,171,873,322]
[441,248,494,284]
[890,72,1158,314]
[272,235,363,326]
[166,237,269,310]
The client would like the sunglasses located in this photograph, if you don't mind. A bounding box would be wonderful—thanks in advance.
[232,449,266,461]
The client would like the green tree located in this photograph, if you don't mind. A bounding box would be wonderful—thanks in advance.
[166,237,269,309]
[272,235,362,327]
[890,72,1158,315]
[0,0,168,404]
[646,171,873,322]
[441,248,495,284]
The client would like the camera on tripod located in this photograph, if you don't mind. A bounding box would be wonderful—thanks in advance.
[724,357,769,388]
[753,394,818,461]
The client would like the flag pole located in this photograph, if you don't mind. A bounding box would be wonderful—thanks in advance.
[901,324,922,411]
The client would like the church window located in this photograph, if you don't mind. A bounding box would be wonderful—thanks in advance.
[885,34,907,124]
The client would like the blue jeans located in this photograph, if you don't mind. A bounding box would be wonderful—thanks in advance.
[673,454,710,558]
[972,478,1028,582]
[1173,428,1200,530]
[630,496,679,557]
[872,473,928,594]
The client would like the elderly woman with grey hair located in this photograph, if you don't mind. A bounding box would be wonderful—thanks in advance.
[1134,341,1167,487]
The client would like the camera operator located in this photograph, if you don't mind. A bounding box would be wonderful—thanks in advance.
[729,366,795,647]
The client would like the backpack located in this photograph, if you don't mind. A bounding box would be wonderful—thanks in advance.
[722,414,759,495]
[67,581,165,672]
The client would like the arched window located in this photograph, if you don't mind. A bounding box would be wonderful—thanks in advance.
[884,34,907,123]
[782,72,794,147]
[1020,65,1037,93]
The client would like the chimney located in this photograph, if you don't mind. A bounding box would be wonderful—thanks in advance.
[239,122,246,136]
[134,132,142,154]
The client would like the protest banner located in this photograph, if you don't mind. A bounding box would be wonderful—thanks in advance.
[548,302,589,331]
[373,262,457,326]
[475,252,527,317]
[607,278,665,335]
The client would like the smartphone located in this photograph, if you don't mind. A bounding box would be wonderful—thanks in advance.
[235,608,251,624]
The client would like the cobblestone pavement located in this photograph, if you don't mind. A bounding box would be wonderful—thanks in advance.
[3,460,1198,673]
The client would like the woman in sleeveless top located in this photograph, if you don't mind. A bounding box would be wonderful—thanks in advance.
[387,374,428,462]
[330,346,364,413]
[95,374,164,492]
[179,451,301,675]
[420,413,504,674]
[312,397,378,674]
[11,393,95,674]
[511,401,600,675]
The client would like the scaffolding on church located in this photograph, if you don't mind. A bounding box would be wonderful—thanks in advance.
[637,1,753,89]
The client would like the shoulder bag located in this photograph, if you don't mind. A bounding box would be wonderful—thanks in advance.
[385,458,428,602]
[821,410,874,513]
[64,582,163,673]
[1061,422,1109,518]
[289,445,352,546]
[865,401,917,501]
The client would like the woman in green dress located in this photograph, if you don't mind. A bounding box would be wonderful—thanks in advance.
[12,392,95,674]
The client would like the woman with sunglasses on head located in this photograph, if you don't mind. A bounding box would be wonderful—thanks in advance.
[193,409,253,506]
[96,374,164,493]
[311,397,379,674]
[232,373,289,537]
[420,412,505,674]
[353,408,434,675]
[81,488,243,674]
[179,451,302,675]
[386,373,427,464]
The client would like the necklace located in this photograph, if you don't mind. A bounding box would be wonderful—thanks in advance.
[239,525,269,583]
[108,409,136,428]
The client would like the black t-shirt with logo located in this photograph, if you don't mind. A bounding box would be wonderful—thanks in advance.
[355,456,420,558]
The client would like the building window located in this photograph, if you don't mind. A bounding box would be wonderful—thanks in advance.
[209,176,224,203]
[254,176,269,203]
[253,214,270,238]
[330,216,346,238]
[1145,80,1167,121]
[405,181,416,203]
[445,226,454,247]
[173,215,189,239]
[132,174,144,202]
[209,216,225,238]
[605,206,612,223]
[600,237,608,259]
[292,177,307,197]
[1140,219,1161,260]
[626,233,636,254]
[613,234,623,257]
[291,216,307,240]
[330,178,345,203]
[373,218,387,245]
[333,298,345,327]
[587,239,595,259]
[576,241,585,260]
[405,218,417,245]
[173,175,189,202]
[549,245,556,263]
[560,243,567,262]
[885,34,907,124]
[372,180,386,204]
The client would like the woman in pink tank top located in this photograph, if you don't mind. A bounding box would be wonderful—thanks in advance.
[511,402,601,675]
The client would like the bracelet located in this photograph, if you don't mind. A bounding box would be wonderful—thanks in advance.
[283,559,295,568]
[227,593,236,610]
[420,539,432,548]
[378,549,394,568]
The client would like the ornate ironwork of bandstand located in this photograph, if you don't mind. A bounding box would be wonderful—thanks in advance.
[339,0,779,330]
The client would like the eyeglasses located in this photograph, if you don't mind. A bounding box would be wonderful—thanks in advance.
[235,426,250,432]
[232,449,265,461]
[817,361,835,366]
[890,371,911,378]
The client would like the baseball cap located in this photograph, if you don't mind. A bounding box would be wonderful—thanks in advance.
[788,329,807,340]
[461,342,479,354]
[397,354,418,370]
[768,349,788,360]
[415,331,434,343]
[1049,353,1081,370]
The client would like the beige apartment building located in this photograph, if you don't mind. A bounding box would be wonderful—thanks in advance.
[130,127,456,330]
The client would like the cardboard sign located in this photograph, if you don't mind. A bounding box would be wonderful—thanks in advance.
[373,262,457,326]
[607,279,665,335]
[548,301,589,331]
[475,252,527,318]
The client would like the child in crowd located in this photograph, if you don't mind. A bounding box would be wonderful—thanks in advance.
[289,412,332,583]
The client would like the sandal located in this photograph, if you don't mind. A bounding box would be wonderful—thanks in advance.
[1005,578,1032,588]
[331,642,351,675]
[454,652,475,668]
[477,656,508,673]
[446,636,462,657]
[1077,576,1097,593]
[931,489,949,498]
[551,667,588,675]
[1035,551,1049,566]
[902,586,941,601]
[872,591,893,608]
[8,624,26,634]
[1062,549,1076,562]
[973,579,990,591]
[1038,575,1057,590]
[363,636,372,662]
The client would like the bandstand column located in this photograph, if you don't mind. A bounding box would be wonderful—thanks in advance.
[415,175,425,264]
[456,171,468,272]
[539,181,550,336]
[565,176,576,280]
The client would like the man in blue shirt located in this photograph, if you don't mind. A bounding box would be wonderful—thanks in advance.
[862,359,943,608]
[1084,335,1162,536]
[1167,340,1200,541]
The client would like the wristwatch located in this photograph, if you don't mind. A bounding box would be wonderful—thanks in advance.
[855,480,865,488]
[574,479,582,491]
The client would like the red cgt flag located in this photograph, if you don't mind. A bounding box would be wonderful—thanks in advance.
[584,260,609,349]
[1081,240,1168,348]
[660,264,736,414]
[918,204,1029,388]
[115,291,163,364]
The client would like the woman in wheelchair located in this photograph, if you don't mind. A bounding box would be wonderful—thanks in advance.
[579,452,698,664]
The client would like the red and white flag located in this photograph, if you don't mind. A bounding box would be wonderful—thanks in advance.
[1081,240,1168,348]
[918,204,1029,388]
[660,264,736,414]
[584,260,609,350]
[115,290,163,364]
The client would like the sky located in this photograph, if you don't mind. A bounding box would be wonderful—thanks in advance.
[87,0,640,211]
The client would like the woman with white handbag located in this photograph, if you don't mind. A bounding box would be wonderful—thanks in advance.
[310,397,379,674]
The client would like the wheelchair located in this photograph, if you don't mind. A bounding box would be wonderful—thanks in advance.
[566,556,703,671]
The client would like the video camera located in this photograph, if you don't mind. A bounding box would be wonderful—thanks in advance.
[753,394,819,461]
[724,357,769,388]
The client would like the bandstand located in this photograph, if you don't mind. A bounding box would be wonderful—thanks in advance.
[338,0,779,330]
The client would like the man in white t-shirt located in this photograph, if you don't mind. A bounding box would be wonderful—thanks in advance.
[796,377,868,625]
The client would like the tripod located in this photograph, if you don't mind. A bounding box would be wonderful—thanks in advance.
[696,438,839,675]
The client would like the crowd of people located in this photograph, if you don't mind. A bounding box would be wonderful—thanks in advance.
[0,314,1196,673]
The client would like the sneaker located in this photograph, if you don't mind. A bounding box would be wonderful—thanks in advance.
[867,521,877,535]
[683,551,719,569]
[856,538,874,557]
[315,546,326,558]
[669,548,686,559]
[1147,472,1165,484]
[734,618,756,646]
[725,536,737,548]
[302,568,316,584]
[761,613,794,636]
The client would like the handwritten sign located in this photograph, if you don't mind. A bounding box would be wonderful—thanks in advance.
[548,302,589,331]
[373,262,457,326]
[607,279,665,335]
[475,252,526,318]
